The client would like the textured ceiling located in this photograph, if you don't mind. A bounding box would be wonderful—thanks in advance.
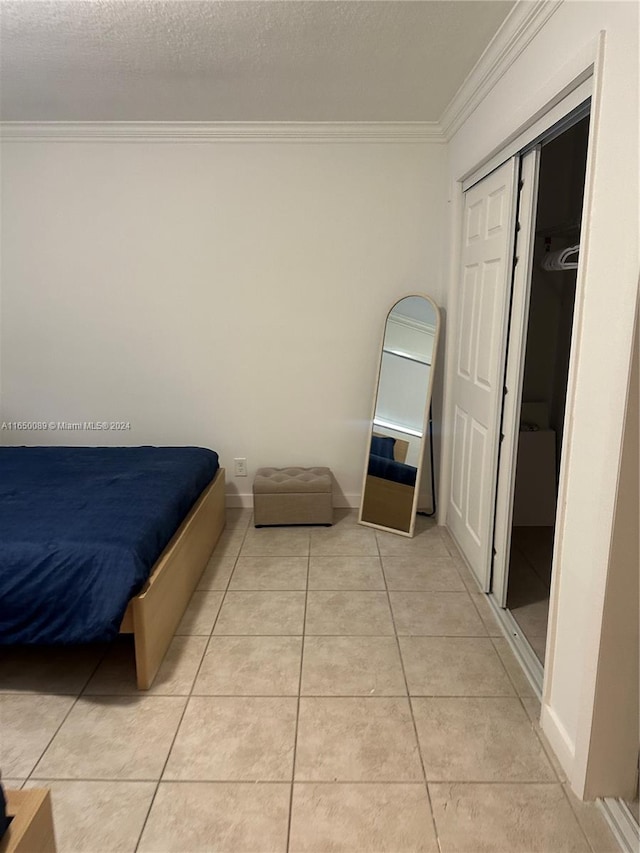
[0,0,515,122]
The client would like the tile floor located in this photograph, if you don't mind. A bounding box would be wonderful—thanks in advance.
[507,527,554,664]
[0,510,620,852]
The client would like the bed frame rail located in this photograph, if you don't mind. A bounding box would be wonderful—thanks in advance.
[119,467,226,689]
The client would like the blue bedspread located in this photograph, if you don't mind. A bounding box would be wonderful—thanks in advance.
[0,446,219,644]
[368,453,417,487]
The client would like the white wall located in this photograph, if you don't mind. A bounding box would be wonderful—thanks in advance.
[0,138,447,505]
[443,1,639,796]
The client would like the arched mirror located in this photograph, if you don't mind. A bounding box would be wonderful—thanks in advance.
[359,294,441,536]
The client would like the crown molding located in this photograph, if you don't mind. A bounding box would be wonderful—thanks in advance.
[0,121,445,143]
[389,314,436,336]
[439,0,564,140]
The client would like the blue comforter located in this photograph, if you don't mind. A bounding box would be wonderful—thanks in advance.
[0,446,219,644]
[368,453,417,487]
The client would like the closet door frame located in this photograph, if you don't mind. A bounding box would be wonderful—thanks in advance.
[491,99,592,613]
[447,84,593,542]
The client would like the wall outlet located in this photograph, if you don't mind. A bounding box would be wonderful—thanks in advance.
[234,457,247,477]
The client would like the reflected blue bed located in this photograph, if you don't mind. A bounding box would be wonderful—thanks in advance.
[367,454,417,487]
[0,446,219,645]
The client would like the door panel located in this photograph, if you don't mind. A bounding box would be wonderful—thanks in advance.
[492,148,541,604]
[448,158,519,589]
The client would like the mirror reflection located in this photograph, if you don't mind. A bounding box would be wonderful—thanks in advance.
[359,295,441,536]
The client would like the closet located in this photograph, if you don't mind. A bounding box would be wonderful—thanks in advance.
[446,102,592,667]
[503,116,590,664]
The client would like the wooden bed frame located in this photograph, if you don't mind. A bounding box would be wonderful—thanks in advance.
[118,467,226,689]
[1,789,56,853]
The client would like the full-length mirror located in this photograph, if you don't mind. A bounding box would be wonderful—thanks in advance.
[359,294,441,536]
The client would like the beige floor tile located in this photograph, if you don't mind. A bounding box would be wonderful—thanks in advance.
[309,528,379,557]
[138,782,290,853]
[390,592,487,636]
[470,593,503,637]
[399,637,515,696]
[164,696,297,781]
[229,556,308,590]
[511,597,550,639]
[452,560,483,594]
[331,508,361,528]
[429,782,590,852]
[214,591,306,635]
[1,779,25,789]
[225,508,252,531]
[562,783,621,853]
[295,697,422,782]
[213,531,246,560]
[413,697,556,782]
[32,696,186,780]
[240,529,310,557]
[193,636,302,695]
[305,591,394,635]
[197,554,237,590]
[289,783,438,852]
[382,556,466,592]
[506,548,549,605]
[521,696,567,782]
[308,556,385,590]
[175,591,224,635]
[0,645,104,695]
[0,694,75,777]
[84,636,207,696]
[301,636,406,696]
[492,638,537,697]
[528,633,548,663]
[437,526,459,555]
[24,779,156,853]
[376,528,449,557]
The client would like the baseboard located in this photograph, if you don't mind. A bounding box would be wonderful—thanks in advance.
[226,493,361,509]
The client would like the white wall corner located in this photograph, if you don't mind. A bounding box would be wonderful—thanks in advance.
[439,0,564,140]
[0,121,445,144]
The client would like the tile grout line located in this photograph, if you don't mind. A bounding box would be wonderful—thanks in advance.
[375,528,444,853]
[11,515,604,850]
[488,635,533,699]
[19,518,247,798]
[22,648,108,784]
[20,689,533,700]
[445,539,567,803]
[24,775,573,786]
[132,510,251,853]
[285,538,311,853]
[558,782,605,853]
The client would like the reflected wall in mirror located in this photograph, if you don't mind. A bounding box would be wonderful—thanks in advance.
[359,294,441,536]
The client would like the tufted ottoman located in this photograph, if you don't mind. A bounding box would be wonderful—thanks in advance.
[253,467,333,527]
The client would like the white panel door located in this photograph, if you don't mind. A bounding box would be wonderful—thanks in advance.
[448,158,519,589]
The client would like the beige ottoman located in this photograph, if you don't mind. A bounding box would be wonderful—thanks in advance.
[253,467,333,527]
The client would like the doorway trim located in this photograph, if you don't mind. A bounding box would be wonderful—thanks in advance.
[442,35,605,793]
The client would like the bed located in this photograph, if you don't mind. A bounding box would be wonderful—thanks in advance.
[0,446,226,689]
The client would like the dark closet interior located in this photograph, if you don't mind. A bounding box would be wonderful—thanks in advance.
[506,116,590,664]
